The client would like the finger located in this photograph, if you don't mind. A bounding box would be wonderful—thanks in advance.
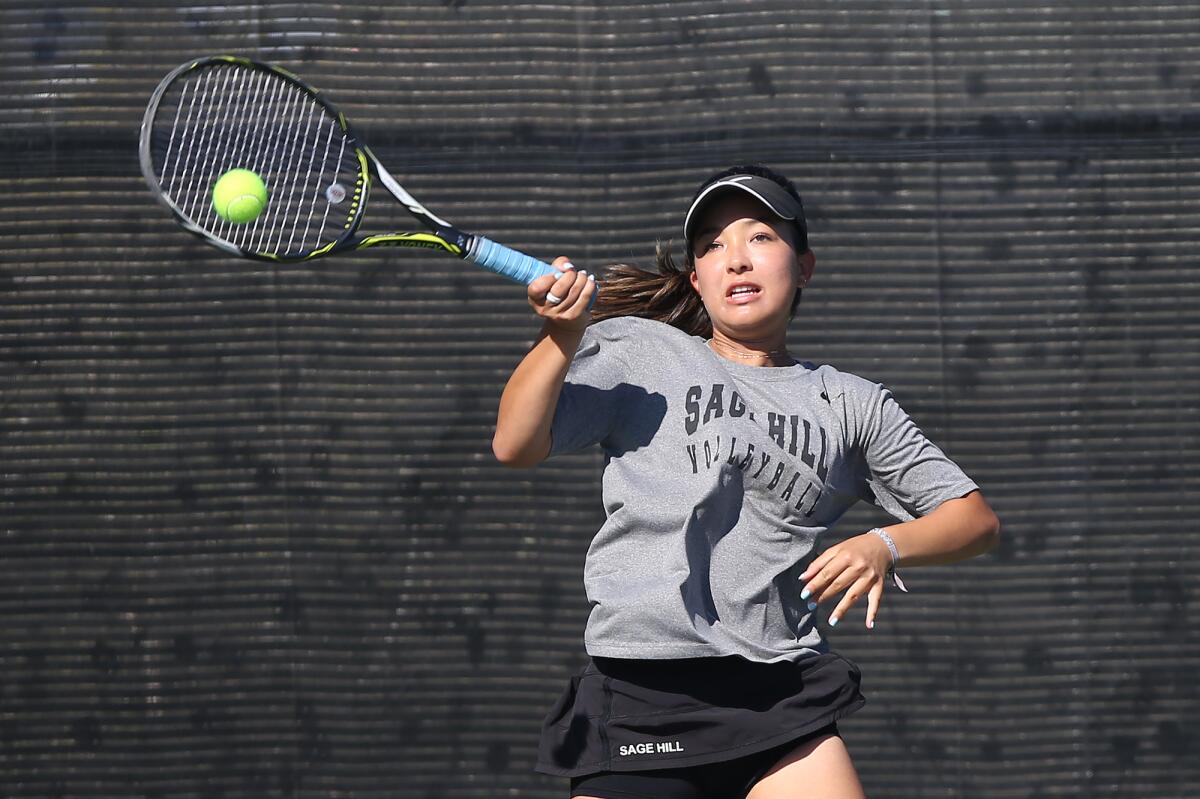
[528,271,558,299]
[805,553,860,604]
[539,273,593,330]
[578,270,597,307]
[543,269,586,312]
[799,551,832,583]
[534,264,579,309]
[827,575,874,628]
[864,580,885,630]
[548,265,581,299]
[815,567,861,606]
[558,270,595,311]
[818,555,884,608]
[799,551,836,600]
[550,255,575,272]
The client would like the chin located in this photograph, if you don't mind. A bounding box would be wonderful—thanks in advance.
[714,305,788,333]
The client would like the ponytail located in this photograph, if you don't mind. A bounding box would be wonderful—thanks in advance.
[589,243,714,338]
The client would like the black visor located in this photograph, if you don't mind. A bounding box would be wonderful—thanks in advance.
[683,174,805,242]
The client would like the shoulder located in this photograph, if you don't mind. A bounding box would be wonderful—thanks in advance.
[802,363,882,402]
[570,316,706,378]
[569,316,699,375]
[586,315,700,347]
[587,314,694,339]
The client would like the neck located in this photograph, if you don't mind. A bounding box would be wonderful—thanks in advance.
[707,332,795,367]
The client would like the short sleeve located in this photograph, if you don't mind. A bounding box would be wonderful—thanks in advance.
[860,383,979,520]
[548,318,632,456]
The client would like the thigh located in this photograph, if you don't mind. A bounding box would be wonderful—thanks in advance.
[746,731,866,799]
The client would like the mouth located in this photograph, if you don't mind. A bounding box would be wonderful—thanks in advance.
[726,283,762,304]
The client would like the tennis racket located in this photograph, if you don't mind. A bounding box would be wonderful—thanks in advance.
[139,55,559,286]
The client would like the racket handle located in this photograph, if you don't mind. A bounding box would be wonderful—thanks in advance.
[467,236,598,309]
[467,236,559,284]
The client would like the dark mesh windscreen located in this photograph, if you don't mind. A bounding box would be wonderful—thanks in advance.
[1,3,1197,797]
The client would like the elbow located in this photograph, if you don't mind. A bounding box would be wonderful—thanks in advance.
[980,509,1002,553]
[958,490,1001,555]
[492,435,543,469]
[491,436,524,468]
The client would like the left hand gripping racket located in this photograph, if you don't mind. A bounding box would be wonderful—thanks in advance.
[139,55,561,286]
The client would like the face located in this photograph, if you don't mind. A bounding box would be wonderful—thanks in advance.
[687,192,815,340]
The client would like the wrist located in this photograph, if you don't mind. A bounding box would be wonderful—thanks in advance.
[543,318,588,343]
[868,527,909,593]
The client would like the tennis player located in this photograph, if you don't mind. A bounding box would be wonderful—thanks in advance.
[493,164,1000,799]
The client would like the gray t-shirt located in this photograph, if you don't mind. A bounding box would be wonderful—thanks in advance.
[550,315,979,663]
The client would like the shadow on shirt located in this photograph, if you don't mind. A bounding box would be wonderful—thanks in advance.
[682,467,744,625]
[563,381,738,625]
[562,383,667,458]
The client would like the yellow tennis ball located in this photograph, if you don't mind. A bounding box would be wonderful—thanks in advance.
[212,169,267,224]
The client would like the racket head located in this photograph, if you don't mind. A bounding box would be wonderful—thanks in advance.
[139,55,368,261]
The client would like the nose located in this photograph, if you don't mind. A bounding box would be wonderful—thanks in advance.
[725,240,751,273]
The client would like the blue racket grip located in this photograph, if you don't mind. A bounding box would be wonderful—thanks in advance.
[468,236,597,307]
[468,236,558,284]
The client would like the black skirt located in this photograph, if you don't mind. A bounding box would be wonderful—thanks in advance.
[535,651,866,777]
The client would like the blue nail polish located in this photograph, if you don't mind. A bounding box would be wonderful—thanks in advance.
[800,588,810,600]
[807,601,818,612]
[829,616,839,627]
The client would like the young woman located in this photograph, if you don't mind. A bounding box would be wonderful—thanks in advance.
[493,165,1000,799]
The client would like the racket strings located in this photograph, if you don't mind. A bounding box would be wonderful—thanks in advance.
[152,62,360,258]
[245,76,306,253]
[210,68,270,245]
[294,111,341,254]
[189,67,241,229]
[235,72,290,251]
[268,86,322,255]
[163,70,213,211]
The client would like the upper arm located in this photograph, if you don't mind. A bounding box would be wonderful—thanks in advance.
[859,382,980,520]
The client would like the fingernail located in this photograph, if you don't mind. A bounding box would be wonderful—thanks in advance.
[580,270,588,277]
[800,588,810,600]
[866,620,875,630]
[807,601,818,612]
[562,262,575,271]
[829,616,839,627]
[587,273,595,281]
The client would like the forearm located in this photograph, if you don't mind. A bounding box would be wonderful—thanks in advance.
[492,322,585,467]
[883,490,1001,568]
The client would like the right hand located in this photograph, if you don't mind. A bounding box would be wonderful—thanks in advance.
[528,256,595,332]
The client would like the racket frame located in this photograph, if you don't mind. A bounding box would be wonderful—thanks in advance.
[141,56,470,263]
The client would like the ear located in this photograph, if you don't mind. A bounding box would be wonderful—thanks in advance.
[797,249,816,286]
[688,268,701,295]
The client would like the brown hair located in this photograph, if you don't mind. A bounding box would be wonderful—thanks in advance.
[589,164,808,338]
[589,244,714,336]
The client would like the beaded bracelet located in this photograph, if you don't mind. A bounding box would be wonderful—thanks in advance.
[868,527,909,593]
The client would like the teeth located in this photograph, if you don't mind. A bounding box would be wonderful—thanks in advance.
[730,287,758,296]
